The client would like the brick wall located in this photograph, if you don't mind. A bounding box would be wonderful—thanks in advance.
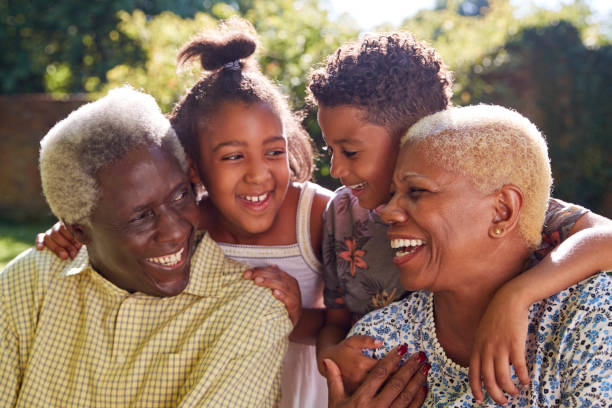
[0,94,87,221]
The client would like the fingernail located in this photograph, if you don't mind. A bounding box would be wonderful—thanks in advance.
[397,344,408,356]
[420,363,431,376]
[254,277,264,283]
[417,351,427,364]
[273,289,281,296]
[322,359,330,377]
[374,339,382,347]
[422,385,428,395]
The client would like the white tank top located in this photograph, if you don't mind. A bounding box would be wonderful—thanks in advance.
[217,181,327,408]
[217,181,324,308]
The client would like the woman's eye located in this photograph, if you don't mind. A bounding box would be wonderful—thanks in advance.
[409,187,428,197]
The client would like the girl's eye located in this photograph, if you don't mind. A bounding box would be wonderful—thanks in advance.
[222,153,243,161]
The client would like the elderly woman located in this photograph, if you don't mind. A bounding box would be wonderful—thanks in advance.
[0,87,291,407]
[345,105,611,406]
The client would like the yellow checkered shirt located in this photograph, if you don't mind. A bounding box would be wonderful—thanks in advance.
[0,233,291,407]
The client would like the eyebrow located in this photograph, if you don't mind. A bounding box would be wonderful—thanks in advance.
[212,135,285,153]
[399,171,426,182]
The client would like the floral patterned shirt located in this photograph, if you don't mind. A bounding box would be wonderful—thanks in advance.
[348,273,612,407]
[322,186,588,320]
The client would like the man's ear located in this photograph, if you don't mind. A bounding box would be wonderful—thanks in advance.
[488,184,523,239]
[65,223,91,245]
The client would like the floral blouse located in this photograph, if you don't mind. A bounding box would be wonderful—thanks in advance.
[321,186,588,320]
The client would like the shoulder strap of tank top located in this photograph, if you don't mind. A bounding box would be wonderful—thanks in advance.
[295,182,323,273]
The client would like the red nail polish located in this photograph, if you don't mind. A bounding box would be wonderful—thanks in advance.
[417,351,427,364]
[398,344,408,356]
[420,363,431,376]
[422,385,428,395]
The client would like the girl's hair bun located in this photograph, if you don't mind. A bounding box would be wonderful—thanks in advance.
[177,17,258,71]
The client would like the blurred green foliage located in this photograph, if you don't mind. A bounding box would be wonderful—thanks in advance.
[1,0,610,214]
[399,0,611,215]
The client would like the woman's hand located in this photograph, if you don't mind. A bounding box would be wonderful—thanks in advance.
[243,265,302,326]
[318,335,385,393]
[35,221,81,259]
[469,283,530,405]
[325,347,429,408]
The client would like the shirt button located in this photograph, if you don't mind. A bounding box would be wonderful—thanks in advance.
[117,354,126,364]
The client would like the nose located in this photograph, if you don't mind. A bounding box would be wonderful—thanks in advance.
[329,154,348,179]
[380,195,408,225]
[155,205,189,244]
[244,156,271,185]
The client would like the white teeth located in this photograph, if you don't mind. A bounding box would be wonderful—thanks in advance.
[390,238,424,249]
[147,248,184,267]
[243,193,268,202]
[347,181,367,190]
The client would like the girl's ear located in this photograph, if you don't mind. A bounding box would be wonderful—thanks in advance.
[186,155,201,184]
[65,223,91,245]
[488,184,523,239]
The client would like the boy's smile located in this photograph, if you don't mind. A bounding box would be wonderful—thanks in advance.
[317,104,398,209]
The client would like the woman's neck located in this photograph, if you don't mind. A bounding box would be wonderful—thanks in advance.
[432,244,530,367]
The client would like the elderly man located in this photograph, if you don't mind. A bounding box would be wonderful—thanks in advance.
[0,87,291,407]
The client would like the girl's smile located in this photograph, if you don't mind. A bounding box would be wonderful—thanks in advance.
[194,101,291,242]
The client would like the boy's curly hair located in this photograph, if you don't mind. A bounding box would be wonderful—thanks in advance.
[308,32,454,136]
[169,17,313,182]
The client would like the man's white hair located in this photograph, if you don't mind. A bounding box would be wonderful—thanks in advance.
[40,86,188,225]
[400,104,552,248]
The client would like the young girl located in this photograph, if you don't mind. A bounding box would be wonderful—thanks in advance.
[307,31,612,405]
[37,18,333,408]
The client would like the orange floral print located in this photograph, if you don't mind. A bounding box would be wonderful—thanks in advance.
[338,238,367,277]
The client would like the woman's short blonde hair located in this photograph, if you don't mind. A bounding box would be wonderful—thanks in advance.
[401,104,552,248]
[40,86,188,225]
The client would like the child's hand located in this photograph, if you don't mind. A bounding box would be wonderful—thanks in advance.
[319,335,383,394]
[469,284,530,405]
[243,265,302,326]
[35,221,81,260]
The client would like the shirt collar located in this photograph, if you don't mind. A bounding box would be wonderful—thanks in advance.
[181,232,248,297]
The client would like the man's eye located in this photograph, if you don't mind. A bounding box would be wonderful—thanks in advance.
[173,189,189,202]
[130,210,153,223]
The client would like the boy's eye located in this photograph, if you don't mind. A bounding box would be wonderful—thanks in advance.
[266,149,286,157]
[342,149,357,158]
